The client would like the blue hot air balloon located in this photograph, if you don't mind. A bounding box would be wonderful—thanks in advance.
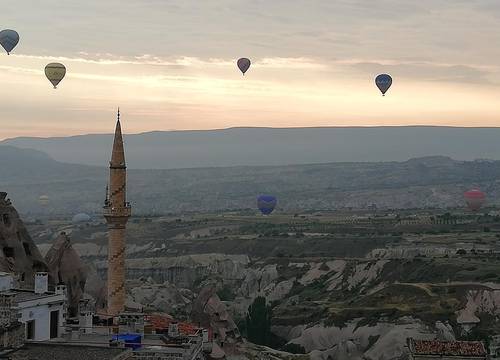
[0,29,19,55]
[257,195,277,215]
[375,74,392,96]
[237,58,251,75]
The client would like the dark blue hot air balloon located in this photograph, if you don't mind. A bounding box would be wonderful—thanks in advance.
[0,29,19,55]
[375,74,392,96]
[257,195,277,215]
[237,58,251,75]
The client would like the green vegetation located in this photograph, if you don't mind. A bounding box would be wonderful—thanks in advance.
[246,297,273,346]
[282,343,306,354]
[217,285,236,301]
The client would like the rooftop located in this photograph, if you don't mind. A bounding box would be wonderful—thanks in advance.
[2,343,130,360]
[9,289,63,303]
[408,339,487,357]
[145,314,199,335]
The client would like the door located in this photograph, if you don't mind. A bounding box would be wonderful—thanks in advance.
[50,310,59,338]
[26,320,35,340]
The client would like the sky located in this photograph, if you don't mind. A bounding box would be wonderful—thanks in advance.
[2,0,500,138]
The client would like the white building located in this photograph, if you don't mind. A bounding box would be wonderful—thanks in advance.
[0,272,67,341]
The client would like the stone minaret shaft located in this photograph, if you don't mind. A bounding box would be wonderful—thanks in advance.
[104,109,131,316]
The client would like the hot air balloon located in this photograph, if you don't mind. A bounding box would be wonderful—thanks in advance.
[72,213,91,224]
[257,195,277,215]
[0,29,19,55]
[38,195,50,207]
[237,58,251,75]
[45,63,66,89]
[375,74,392,96]
[464,189,486,212]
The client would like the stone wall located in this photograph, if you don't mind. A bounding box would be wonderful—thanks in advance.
[0,323,24,349]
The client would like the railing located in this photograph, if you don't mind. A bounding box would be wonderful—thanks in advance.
[103,206,132,218]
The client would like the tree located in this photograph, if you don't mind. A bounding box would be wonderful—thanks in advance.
[282,343,306,354]
[246,296,272,346]
[217,285,235,301]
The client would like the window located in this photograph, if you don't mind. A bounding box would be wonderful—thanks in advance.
[3,247,14,258]
[23,243,32,256]
[2,214,10,226]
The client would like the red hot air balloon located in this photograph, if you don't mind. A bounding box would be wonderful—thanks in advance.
[464,189,486,211]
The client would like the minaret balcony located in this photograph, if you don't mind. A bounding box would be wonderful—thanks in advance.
[103,204,131,218]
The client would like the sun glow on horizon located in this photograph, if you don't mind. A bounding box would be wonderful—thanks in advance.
[1,52,500,139]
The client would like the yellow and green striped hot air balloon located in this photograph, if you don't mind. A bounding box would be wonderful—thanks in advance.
[45,63,66,89]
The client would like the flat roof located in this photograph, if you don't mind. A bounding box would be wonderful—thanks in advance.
[4,343,130,360]
[11,289,62,303]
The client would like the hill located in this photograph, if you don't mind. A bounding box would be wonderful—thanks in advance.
[2,145,500,215]
[4,126,500,169]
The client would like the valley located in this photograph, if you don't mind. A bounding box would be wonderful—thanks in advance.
[27,209,500,359]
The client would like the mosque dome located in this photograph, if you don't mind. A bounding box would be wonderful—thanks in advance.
[72,213,91,224]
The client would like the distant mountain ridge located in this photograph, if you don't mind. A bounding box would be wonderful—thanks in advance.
[4,126,500,169]
[1,145,500,215]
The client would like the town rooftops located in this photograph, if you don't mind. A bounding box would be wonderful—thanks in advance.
[408,338,487,357]
[1,342,131,360]
[145,313,200,335]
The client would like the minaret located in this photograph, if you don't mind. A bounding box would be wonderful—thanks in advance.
[103,108,131,316]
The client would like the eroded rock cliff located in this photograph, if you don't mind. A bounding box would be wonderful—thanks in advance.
[45,232,87,316]
[0,192,47,288]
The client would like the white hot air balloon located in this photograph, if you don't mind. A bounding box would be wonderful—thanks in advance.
[38,195,50,206]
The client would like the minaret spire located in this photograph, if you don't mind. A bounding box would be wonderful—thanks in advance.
[103,108,131,317]
[110,108,125,169]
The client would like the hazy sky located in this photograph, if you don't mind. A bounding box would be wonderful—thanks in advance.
[2,0,500,138]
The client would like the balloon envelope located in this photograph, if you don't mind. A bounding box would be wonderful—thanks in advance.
[257,195,277,215]
[0,29,19,55]
[237,58,251,75]
[45,63,66,88]
[38,195,50,206]
[464,189,486,211]
[72,213,91,224]
[375,74,392,95]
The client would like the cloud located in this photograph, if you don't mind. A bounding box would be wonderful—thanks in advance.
[1,0,500,137]
[347,60,498,85]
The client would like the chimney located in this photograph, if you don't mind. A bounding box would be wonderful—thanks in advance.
[0,272,14,292]
[55,284,67,297]
[79,310,93,334]
[34,272,48,294]
[168,322,179,338]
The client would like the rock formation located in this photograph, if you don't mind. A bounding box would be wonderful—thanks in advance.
[84,262,107,311]
[127,277,193,315]
[191,286,241,346]
[44,232,87,316]
[0,192,47,288]
[95,253,250,288]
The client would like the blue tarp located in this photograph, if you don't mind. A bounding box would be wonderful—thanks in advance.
[112,333,142,350]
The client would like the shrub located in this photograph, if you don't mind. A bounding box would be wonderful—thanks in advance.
[282,343,306,354]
